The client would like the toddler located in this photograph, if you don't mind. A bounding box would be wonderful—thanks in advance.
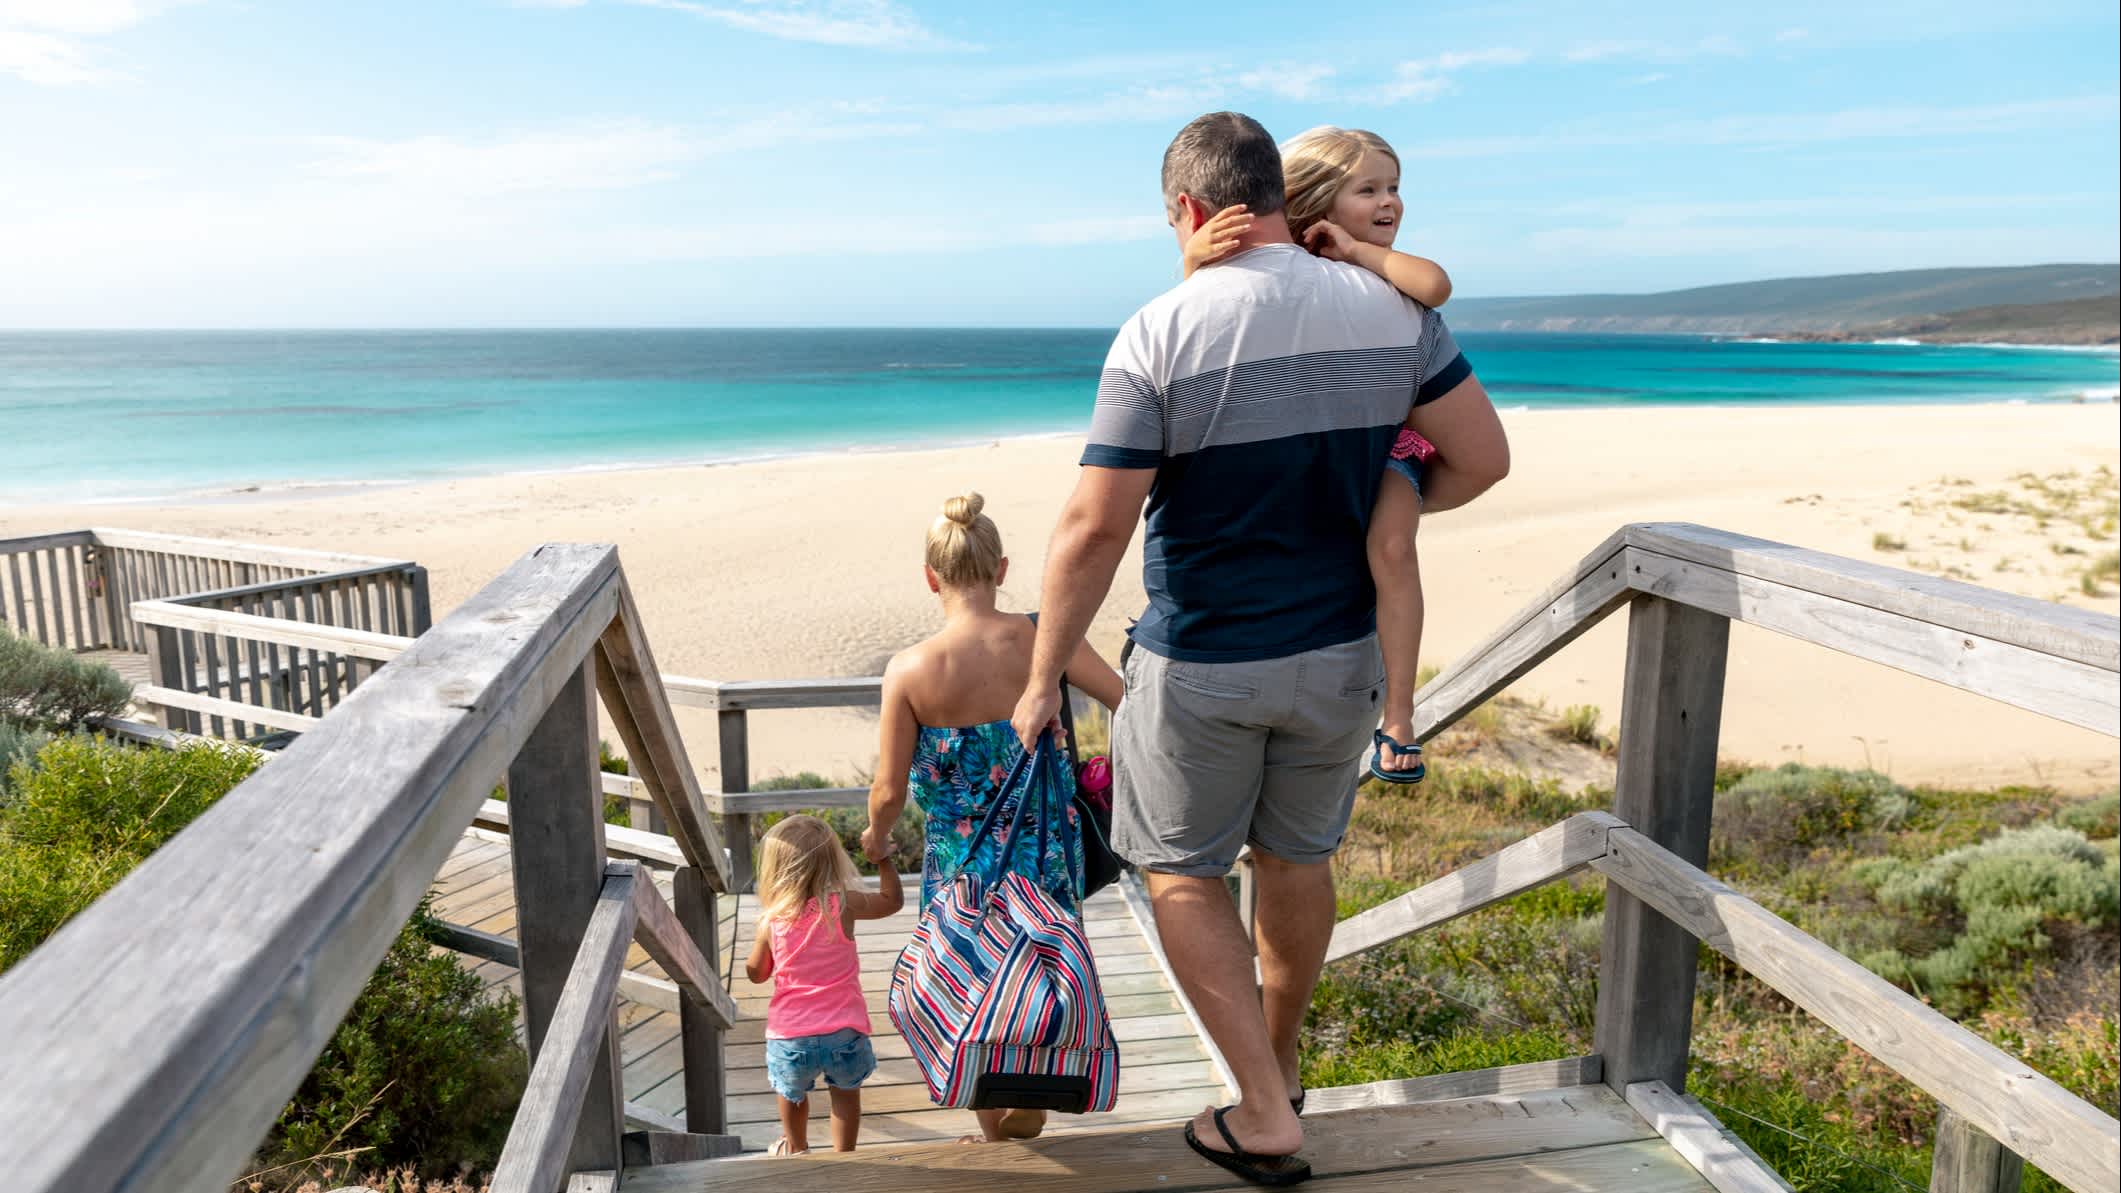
[745,814,904,1155]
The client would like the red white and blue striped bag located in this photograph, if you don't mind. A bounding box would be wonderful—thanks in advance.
[887,734,1120,1113]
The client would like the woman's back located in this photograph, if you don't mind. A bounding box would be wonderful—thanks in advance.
[896,610,1038,730]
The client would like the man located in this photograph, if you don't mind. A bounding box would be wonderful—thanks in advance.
[1012,111,1507,1185]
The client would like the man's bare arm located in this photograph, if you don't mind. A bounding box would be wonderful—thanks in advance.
[1011,465,1156,746]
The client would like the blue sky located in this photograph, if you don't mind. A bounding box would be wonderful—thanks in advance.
[0,0,2115,327]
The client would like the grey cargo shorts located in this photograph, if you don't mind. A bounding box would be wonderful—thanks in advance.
[1111,634,1383,876]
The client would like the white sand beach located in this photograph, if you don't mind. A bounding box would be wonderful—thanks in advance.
[11,403,2119,793]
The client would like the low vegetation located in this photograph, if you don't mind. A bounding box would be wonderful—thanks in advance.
[1311,740,2120,1192]
[0,733,524,1187]
[0,627,133,733]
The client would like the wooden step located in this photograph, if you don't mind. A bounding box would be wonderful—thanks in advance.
[615,1083,1714,1193]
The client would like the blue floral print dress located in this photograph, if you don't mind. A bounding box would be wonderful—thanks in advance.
[910,719,1084,915]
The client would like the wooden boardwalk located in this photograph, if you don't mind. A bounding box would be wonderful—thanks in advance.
[617,1083,1719,1192]
[430,830,1228,1153]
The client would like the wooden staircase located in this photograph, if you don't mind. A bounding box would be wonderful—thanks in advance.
[615,1085,1719,1193]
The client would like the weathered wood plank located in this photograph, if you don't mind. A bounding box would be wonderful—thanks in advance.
[88,527,406,574]
[0,530,97,554]
[1931,1106,2026,1193]
[1411,528,1635,742]
[593,582,731,891]
[491,867,638,1193]
[1626,522,2119,673]
[1628,1080,1794,1193]
[0,543,624,1193]
[717,709,755,893]
[1627,547,2118,735]
[617,1084,1667,1193]
[631,874,738,1029]
[1303,1055,1603,1113]
[1594,827,2120,1193]
[707,786,869,814]
[673,865,727,1136]
[1596,595,1728,1095]
[1324,812,1622,963]
[135,683,320,734]
[665,676,883,711]
[507,661,626,1179]
[475,799,688,869]
[130,598,410,662]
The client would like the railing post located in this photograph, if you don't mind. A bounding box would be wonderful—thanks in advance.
[718,709,754,893]
[1931,1107,2024,1193]
[1595,594,1728,1094]
[408,564,434,633]
[507,661,625,1182]
[674,865,727,1135]
[149,624,199,734]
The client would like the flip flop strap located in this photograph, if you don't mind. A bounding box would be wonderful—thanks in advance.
[1374,730,1421,756]
[1212,1106,1249,1157]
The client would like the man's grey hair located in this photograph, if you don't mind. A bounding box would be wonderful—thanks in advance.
[1161,112,1285,217]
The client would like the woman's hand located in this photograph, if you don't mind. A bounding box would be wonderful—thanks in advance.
[1182,204,1252,277]
[859,823,895,863]
[1303,218,1358,262]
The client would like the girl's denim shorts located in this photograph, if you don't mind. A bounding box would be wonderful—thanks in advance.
[765,1027,875,1103]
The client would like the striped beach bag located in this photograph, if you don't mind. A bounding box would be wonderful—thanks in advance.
[888,734,1120,1114]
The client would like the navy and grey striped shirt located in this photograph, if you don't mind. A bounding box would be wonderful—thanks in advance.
[1083,243,1471,663]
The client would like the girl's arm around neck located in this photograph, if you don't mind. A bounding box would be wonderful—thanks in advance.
[1348,240,1452,307]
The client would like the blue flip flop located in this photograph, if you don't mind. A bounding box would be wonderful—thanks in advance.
[1369,729,1425,785]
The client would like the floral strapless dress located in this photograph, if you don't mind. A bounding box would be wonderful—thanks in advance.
[910,719,1083,915]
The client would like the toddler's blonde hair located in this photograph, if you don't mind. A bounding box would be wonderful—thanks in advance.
[1279,125,1400,245]
[755,814,862,923]
[924,492,1005,588]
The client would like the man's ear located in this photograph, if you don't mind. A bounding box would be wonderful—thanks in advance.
[1173,193,1210,236]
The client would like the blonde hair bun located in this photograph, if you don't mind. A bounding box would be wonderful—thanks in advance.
[926,491,1005,588]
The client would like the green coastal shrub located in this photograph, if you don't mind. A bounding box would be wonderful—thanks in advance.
[1712,764,1911,865]
[1860,825,2120,1015]
[0,734,525,1180]
[2057,794,2120,840]
[253,898,525,1181]
[0,722,49,799]
[0,627,132,732]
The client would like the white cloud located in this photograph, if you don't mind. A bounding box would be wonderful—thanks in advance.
[1384,47,1528,103]
[0,0,187,84]
[625,0,977,51]
[1564,35,1741,64]
[0,28,111,83]
[298,125,698,196]
[1237,62,1335,101]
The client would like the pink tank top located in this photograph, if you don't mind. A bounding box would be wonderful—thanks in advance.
[764,893,871,1040]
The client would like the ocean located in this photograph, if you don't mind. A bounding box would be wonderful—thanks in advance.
[3,329,2115,505]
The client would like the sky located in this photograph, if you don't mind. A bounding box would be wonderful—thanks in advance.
[0,0,2116,328]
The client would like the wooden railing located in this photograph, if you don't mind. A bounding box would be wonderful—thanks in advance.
[0,544,736,1193]
[1296,522,2119,1193]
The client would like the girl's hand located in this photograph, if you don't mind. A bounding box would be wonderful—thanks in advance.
[1303,218,1358,262]
[1182,204,1252,277]
[859,823,895,863]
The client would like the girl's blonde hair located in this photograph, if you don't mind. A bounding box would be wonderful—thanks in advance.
[755,814,862,922]
[924,492,1005,588]
[1279,125,1400,245]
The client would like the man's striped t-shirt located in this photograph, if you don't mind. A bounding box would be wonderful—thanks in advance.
[1083,242,1471,664]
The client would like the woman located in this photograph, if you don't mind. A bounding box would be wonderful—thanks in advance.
[859,491,1123,1142]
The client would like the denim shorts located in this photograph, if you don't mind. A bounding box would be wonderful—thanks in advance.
[1384,453,1425,494]
[765,1027,875,1103]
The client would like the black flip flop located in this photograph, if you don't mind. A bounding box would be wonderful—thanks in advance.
[1183,1106,1312,1187]
[1368,729,1425,785]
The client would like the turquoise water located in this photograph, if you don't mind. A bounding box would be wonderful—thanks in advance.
[1,329,2113,504]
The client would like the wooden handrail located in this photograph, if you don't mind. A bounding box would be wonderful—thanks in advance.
[1591,827,2117,1192]
[87,527,412,574]
[1312,808,2120,1192]
[0,542,734,1192]
[491,864,640,1193]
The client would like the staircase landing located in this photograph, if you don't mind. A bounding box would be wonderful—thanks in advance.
[615,1083,1716,1192]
